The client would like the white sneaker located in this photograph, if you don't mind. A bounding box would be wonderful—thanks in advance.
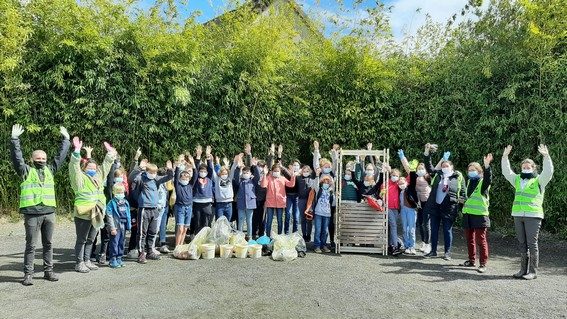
[404,248,412,254]
[422,244,431,254]
[152,248,161,256]
[410,248,417,255]
[419,242,426,252]
[158,245,170,254]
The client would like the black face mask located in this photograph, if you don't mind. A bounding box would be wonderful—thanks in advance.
[33,161,46,169]
[520,173,535,179]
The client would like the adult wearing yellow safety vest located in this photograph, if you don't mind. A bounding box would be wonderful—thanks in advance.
[69,136,116,273]
[10,124,71,286]
[461,153,493,274]
[502,144,553,280]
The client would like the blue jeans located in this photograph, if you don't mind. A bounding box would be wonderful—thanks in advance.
[313,214,330,249]
[215,202,233,221]
[238,209,254,237]
[159,205,169,244]
[401,206,417,249]
[388,209,400,247]
[174,204,193,226]
[109,221,126,259]
[298,198,312,240]
[285,195,300,234]
[430,214,454,254]
[265,207,284,236]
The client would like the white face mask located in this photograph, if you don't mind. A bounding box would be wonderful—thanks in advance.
[442,167,453,176]
[344,175,352,181]
[363,181,373,187]
[302,172,310,177]
[521,169,533,174]
[272,172,281,178]
[199,172,207,178]
[220,174,228,180]
[293,165,300,172]
[242,173,251,180]
[180,180,189,186]
[416,169,426,177]
[399,184,407,190]
[146,173,156,180]
[365,170,374,176]
[391,176,399,182]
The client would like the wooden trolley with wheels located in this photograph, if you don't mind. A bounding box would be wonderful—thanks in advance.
[335,149,389,255]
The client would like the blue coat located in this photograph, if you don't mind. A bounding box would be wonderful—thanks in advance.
[235,166,261,210]
[105,198,132,231]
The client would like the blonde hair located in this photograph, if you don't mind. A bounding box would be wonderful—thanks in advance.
[467,162,483,174]
[146,163,158,173]
[521,158,538,172]
[391,168,401,176]
[320,158,331,168]
[113,184,126,195]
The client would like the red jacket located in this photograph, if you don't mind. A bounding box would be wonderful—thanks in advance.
[261,174,296,208]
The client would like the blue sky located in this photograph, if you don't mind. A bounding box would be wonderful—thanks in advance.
[139,0,477,41]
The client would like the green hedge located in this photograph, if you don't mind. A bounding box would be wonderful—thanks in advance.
[0,0,565,235]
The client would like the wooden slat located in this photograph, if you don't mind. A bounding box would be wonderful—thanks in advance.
[339,225,386,230]
[341,211,387,216]
[339,229,387,234]
[339,246,386,254]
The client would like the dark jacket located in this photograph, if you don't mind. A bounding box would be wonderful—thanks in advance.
[193,158,214,202]
[423,154,467,220]
[130,168,174,208]
[235,165,261,210]
[174,165,198,205]
[245,154,271,203]
[105,198,132,231]
[463,166,492,229]
[10,137,71,215]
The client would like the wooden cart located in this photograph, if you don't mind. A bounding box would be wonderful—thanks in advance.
[335,149,389,255]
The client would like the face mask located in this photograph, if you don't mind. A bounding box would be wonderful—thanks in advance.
[242,173,251,180]
[178,164,186,171]
[86,169,97,177]
[416,169,426,177]
[442,167,453,176]
[272,172,281,178]
[33,161,46,169]
[363,181,373,187]
[180,180,189,186]
[115,162,121,169]
[146,173,156,180]
[365,170,374,176]
[220,174,228,180]
[399,184,407,190]
[344,175,352,181]
[115,194,125,200]
[293,165,300,172]
[322,183,330,190]
[302,172,311,178]
[468,171,479,179]
[114,177,124,184]
[521,169,533,174]
[391,176,399,182]
[323,167,332,174]
[199,172,207,178]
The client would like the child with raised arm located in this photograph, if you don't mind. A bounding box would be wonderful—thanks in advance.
[192,145,215,234]
[173,154,198,247]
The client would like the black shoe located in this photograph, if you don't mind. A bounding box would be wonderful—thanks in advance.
[22,274,33,286]
[424,252,438,258]
[460,260,475,267]
[44,272,59,282]
[98,253,107,265]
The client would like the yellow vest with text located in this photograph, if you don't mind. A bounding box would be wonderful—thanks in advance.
[19,167,57,208]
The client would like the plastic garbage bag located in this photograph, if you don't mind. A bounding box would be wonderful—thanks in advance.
[293,232,306,253]
[256,236,271,245]
[173,227,211,260]
[271,233,301,261]
[229,231,247,246]
[206,216,232,245]
[248,239,258,245]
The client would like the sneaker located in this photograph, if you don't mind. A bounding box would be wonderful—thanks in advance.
[460,260,476,267]
[43,271,59,282]
[147,252,161,260]
[478,265,487,273]
[126,249,139,260]
[138,252,147,264]
[404,248,412,254]
[409,248,417,255]
[443,253,452,261]
[109,258,120,269]
[158,245,170,254]
[422,244,431,254]
[419,242,427,252]
[97,253,107,265]
[22,274,33,286]
[298,251,306,258]
[322,246,331,253]
[117,257,125,268]
[84,260,99,270]
[522,273,537,280]
[314,248,322,254]
[75,262,90,273]
[424,252,438,258]
[151,247,161,256]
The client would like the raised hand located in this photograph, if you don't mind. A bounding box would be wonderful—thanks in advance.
[315,168,322,177]
[72,136,83,152]
[195,145,202,159]
[442,151,451,161]
[205,145,212,159]
[484,153,493,168]
[538,144,549,157]
[277,144,283,157]
[424,143,431,154]
[177,154,186,163]
[313,140,319,151]
[251,157,258,166]
[269,143,275,156]
[83,146,93,159]
[104,141,117,156]
[215,155,220,165]
[166,160,173,170]
[135,147,142,160]
[59,126,70,140]
[11,124,24,139]
[397,149,405,159]
[367,143,373,150]
[139,159,148,170]
[244,143,251,155]
[223,157,230,167]
[187,155,195,167]
[382,163,391,173]
[503,145,512,157]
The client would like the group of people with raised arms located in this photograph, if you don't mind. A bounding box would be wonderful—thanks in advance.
[10,123,553,286]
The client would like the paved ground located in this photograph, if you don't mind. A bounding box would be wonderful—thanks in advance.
[0,220,566,319]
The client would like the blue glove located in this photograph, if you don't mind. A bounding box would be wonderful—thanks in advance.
[443,151,451,161]
[397,149,405,159]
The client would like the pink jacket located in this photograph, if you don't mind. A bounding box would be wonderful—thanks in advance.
[261,174,296,208]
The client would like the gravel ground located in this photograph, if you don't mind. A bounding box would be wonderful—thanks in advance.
[0,219,566,319]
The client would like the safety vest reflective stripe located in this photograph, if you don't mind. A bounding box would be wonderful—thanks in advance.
[512,176,543,216]
[463,179,489,216]
[74,175,106,206]
[19,167,57,208]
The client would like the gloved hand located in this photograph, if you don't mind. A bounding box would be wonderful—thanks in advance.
[60,126,70,140]
[409,159,419,171]
[443,151,451,161]
[11,124,24,139]
[72,136,83,153]
[397,149,405,160]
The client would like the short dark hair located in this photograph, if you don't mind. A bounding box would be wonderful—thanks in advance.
[199,164,208,171]
[242,166,251,173]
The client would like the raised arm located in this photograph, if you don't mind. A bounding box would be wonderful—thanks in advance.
[50,126,71,173]
[398,149,411,174]
[537,144,554,188]
[69,137,84,192]
[100,142,117,185]
[156,161,174,186]
[312,141,321,170]
[10,124,30,179]
[500,145,516,186]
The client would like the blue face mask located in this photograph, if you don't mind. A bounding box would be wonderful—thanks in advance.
[114,177,124,184]
[322,183,330,190]
[323,167,332,174]
[86,169,97,177]
[468,171,479,179]
[115,194,125,200]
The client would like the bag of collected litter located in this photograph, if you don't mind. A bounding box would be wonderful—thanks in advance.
[292,232,307,258]
[229,231,247,246]
[173,227,210,260]
[173,244,191,260]
[271,233,301,261]
[206,216,232,245]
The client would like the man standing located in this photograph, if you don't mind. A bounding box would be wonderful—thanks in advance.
[10,124,71,286]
